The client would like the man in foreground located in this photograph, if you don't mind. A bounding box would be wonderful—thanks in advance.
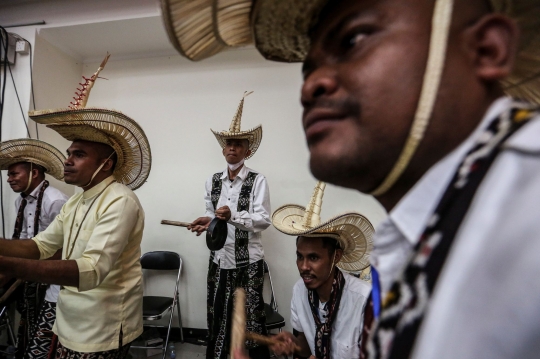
[1,139,69,359]
[249,0,540,358]
[268,182,373,359]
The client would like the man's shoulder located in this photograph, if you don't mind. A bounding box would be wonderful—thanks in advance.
[44,185,69,202]
[292,277,308,300]
[106,182,142,206]
[343,271,372,297]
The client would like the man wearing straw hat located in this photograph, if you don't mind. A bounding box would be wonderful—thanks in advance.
[188,92,272,359]
[0,56,151,359]
[267,182,373,359]
[251,0,540,358]
[0,139,69,359]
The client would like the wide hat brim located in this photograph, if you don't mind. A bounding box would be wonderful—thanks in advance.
[252,0,540,104]
[272,204,374,271]
[29,107,152,190]
[0,139,66,181]
[161,0,226,61]
[211,124,262,160]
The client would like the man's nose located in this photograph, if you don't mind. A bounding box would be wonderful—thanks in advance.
[301,65,339,108]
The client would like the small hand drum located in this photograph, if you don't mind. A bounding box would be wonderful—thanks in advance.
[206,217,228,250]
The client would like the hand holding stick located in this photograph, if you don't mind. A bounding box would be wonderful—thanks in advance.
[160,220,191,227]
[245,332,301,352]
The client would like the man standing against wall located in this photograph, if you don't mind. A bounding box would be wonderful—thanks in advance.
[189,92,272,359]
[1,139,69,359]
[248,0,540,358]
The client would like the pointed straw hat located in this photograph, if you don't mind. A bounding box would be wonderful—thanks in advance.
[0,139,66,181]
[160,0,252,61]
[251,0,540,104]
[211,91,262,159]
[272,182,374,272]
[28,54,152,190]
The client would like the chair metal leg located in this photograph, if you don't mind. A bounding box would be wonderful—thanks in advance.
[162,306,175,359]
[176,293,183,343]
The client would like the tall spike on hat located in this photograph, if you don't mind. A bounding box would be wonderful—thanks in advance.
[272,181,374,271]
[302,181,325,228]
[211,91,263,160]
[28,53,152,190]
[229,91,253,132]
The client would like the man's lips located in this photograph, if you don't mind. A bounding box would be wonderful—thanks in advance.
[303,108,346,139]
[301,274,316,283]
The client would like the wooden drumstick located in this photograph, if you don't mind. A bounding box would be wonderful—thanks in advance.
[0,279,22,305]
[231,288,246,358]
[245,332,301,352]
[161,220,191,227]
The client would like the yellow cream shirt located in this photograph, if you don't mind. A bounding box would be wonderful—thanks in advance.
[32,176,144,352]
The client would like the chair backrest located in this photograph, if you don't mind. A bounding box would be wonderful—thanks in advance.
[263,260,278,311]
[141,251,180,270]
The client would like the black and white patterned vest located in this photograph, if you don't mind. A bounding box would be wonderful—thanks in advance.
[210,171,259,268]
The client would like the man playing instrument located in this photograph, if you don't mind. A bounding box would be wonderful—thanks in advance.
[268,182,373,359]
[188,92,271,359]
[1,139,69,359]
[0,57,151,359]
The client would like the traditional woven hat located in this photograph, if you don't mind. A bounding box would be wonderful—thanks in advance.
[0,139,66,181]
[272,182,374,271]
[211,91,262,159]
[251,0,540,104]
[160,0,252,61]
[28,54,152,190]
[252,0,540,196]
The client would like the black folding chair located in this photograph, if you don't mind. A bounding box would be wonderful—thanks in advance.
[131,251,183,359]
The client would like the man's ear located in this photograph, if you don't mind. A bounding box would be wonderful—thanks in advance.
[466,13,519,82]
[31,168,40,179]
[334,248,344,264]
[245,149,252,158]
[101,159,114,172]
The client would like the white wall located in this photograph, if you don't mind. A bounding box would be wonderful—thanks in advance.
[0,0,388,333]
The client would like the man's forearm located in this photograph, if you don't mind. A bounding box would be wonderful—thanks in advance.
[0,238,41,259]
[0,256,79,287]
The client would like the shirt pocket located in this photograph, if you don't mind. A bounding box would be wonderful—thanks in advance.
[66,229,92,259]
[337,340,359,359]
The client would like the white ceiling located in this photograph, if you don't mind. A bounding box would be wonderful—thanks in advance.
[38,16,179,63]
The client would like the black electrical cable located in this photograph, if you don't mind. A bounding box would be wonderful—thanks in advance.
[7,62,31,137]
[27,40,38,139]
[0,26,8,237]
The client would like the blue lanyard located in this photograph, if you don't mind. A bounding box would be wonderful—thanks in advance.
[371,266,382,319]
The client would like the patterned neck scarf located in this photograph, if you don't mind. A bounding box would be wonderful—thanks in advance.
[308,267,345,359]
[12,180,49,239]
[368,102,538,359]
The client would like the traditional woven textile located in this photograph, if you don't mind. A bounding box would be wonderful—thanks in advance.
[206,259,267,359]
[26,300,56,359]
[368,101,539,358]
[307,268,345,359]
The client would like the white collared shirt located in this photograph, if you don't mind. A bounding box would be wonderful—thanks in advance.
[203,165,271,269]
[15,180,69,303]
[371,97,540,358]
[291,270,371,359]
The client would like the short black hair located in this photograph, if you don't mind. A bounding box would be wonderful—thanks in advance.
[296,236,341,256]
[16,162,45,176]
